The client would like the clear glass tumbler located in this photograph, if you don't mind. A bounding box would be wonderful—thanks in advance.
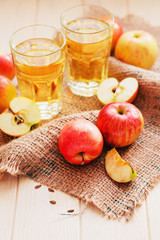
[10,25,66,119]
[61,5,114,97]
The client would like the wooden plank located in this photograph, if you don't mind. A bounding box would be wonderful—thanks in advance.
[12,176,80,240]
[0,0,17,52]
[146,184,160,240]
[0,174,18,240]
[79,1,148,240]
[31,1,83,239]
[120,1,160,237]
[81,200,149,240]
[128,0,160,26]
[0,0,37,53]
[0,0,21,239]
[37,0,82,28]
[13,0,37,27]
[84,0,128,18]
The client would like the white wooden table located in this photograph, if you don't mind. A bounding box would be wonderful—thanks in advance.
[0,0,160,239]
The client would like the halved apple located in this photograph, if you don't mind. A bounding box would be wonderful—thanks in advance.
[105,148,137,183]
[0,97,41,137]
[97,77,139,105]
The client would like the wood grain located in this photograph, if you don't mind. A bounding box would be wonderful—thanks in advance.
[0,174,18,240]
[81,201,149,240]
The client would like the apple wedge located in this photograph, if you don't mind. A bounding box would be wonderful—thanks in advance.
[105,148,137,183]
[0,97,41,137]
[97,77,139,105]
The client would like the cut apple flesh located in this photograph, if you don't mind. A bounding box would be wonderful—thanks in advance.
[105,148,137,183]
[0,112,31,137]
[10,97,41,125]
[0,97,41,137]
[97,77,139,105]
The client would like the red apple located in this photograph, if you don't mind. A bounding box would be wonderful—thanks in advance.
[97,102,144,148]
[0,75,17,113]
[102,17,123,52]
[0,52,15,80]
[97,77,139,105]
[58,118,103,165]
[112,20,123,51]
[115,30,158,69]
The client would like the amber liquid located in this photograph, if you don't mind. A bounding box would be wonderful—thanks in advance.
[66,18,112,96]
[14,38,65,119]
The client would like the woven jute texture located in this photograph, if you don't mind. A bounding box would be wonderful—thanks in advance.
[0,15,160,220]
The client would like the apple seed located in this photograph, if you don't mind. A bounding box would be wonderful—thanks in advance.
[112,86,121,95]
[14,115,24,125]
[112,87,117,93]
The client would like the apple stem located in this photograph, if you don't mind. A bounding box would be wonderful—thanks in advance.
[134,33,141,38]
[9,107,15,115]
[81,152,85,165]
[8,108,25,125]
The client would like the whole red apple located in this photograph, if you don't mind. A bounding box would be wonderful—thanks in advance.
[102,17,123,52]
[0,75,17,113]
[115,30,158,69]
[112,20,123,51]
[0,52,15,80]
[97,102,144,148]
[58,118,103,165]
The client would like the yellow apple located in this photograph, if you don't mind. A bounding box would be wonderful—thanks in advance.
[115,30,158,69]
[97,77,139,105]
[105,148,137,183]
[0,97,41,137]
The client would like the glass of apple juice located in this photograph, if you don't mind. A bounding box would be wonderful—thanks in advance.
[9,25,66,119]
[60,5,114,97]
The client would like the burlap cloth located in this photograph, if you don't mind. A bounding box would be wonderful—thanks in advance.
[0,15,160,220]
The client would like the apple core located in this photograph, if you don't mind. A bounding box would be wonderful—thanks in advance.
[0,97,41,137]
[14,114,24,125]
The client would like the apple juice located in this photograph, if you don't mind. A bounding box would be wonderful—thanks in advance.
[65,18,113,96]
[13,38,65,118]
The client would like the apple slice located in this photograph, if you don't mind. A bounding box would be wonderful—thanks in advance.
[10,97,41,125]
[0,112,31,136]
[0,97,41,137]
[105,148,137,183]
[97,77,139,105]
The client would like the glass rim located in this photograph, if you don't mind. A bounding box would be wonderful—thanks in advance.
[9,24,66,58]
[60,4,114,35]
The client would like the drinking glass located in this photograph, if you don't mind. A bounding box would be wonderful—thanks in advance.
[10,25,66,119]
[61,5,114,97]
